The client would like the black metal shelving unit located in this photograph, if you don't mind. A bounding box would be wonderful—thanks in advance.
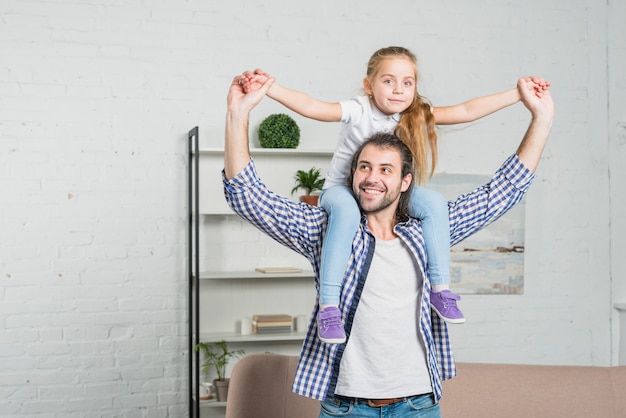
[188,126,200,417]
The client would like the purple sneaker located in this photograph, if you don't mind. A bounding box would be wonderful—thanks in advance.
[431,290,465,324]
[317,306,346,344]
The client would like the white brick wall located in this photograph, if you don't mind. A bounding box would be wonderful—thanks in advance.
[0,0,624,416]
[608,0,626,363]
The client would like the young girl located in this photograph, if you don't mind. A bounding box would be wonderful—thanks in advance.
[243,46,549,344]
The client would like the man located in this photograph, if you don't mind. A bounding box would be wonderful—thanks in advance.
[223,74,553,417]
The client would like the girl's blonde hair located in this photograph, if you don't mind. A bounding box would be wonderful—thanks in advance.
[365,46,437,186]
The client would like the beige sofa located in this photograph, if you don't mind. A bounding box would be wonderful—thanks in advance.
[226,354,626,418]
[440,362,626,418]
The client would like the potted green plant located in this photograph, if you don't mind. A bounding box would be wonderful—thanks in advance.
[195,340,245,402]
[257,113,300,148]
[291,167,325,206]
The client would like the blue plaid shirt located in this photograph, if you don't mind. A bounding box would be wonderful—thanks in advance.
[223,154,534,402]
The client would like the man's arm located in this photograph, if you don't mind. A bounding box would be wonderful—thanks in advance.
[223,74,328,263]
[515,77,554,172]
[447,77,553,245]
[224,74,275,179]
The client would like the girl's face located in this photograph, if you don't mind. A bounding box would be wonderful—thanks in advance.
[363,56,417,115]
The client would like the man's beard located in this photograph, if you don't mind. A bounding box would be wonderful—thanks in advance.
[354,181,402,214]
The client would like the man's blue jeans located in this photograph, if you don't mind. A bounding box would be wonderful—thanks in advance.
[319,393,441,417]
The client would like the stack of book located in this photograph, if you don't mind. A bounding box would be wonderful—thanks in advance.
[252,314,292,334]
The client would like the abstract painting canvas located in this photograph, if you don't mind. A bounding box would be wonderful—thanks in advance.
[429,173,526,295]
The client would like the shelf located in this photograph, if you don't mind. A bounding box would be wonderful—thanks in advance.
[199,210,235,216]
[197,147,333,157]
[188,128,324,417]
[199,331,306,343]
[195,148,332,215]
[200,400,226,409]
[198,270,315,280]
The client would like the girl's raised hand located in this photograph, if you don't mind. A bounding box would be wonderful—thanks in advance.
[242,69,272,94]
[526,76,551,98]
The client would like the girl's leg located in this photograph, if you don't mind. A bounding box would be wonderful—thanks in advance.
[319,185,361,305]
[410,187,465,324]
[409,187,450,286]
[317,185,361,343]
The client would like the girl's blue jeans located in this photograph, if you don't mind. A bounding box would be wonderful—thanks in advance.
[319,393,441,417]
[319,184,450,305]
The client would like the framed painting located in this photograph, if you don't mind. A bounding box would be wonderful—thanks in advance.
[430,173,525,295]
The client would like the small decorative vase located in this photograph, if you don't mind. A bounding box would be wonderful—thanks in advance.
[213,378,230,402]
[199,382,213,401]
[299,195,319,206]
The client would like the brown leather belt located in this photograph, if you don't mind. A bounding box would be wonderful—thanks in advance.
[357,397,405,407]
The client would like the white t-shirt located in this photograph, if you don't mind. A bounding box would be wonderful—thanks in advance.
[335,238,432,398]
[324,96,401,189]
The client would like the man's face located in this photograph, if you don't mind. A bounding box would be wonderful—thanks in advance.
[351,144,412,215]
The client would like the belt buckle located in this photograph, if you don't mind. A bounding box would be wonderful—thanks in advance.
[367,398,395,407]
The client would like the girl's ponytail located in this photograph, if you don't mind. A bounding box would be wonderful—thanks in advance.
[395,96,437,186]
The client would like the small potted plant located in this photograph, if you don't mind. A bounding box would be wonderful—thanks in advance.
[257,113,300,148]
[292,167,325,206]
[195,340,245,402]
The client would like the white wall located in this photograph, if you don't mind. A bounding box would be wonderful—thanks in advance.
[1,0,624,416]
[609,0,626,364]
